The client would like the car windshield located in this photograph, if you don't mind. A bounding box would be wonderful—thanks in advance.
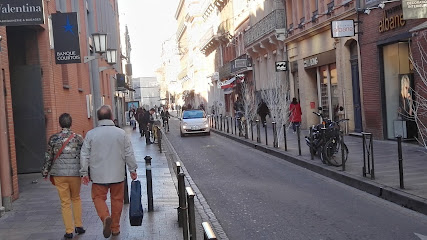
[183,110,205,119]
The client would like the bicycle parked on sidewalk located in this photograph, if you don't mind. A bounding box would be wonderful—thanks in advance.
[305,109,349,167]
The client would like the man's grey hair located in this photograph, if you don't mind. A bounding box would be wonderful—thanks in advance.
[97,105,113,120]
[59,113,72,128]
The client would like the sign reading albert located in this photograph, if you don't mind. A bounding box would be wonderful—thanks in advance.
[0,0,44,26]
[52,12,81,64]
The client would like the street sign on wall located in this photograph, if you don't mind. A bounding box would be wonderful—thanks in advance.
[275,61,288,71]
[52,12,81,64]
[0,0,44,26]
[331,20,355,38]
[402,0,427,20]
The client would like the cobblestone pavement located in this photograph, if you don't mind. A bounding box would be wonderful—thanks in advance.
[0,127,183,240]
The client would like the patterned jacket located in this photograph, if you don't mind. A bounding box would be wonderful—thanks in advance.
[42,128,84,177]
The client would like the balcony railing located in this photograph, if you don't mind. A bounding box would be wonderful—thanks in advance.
[244,9,286,47]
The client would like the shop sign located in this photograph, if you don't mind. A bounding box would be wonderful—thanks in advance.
[379,5,406,33]
[231,54,252,73]
[52,12,81,64]
[331,20,355,38]
[402,0,427,20]
[0,0,44,26]
[303,50,336,69]
[116,73,125,90]
[275,61,288,71]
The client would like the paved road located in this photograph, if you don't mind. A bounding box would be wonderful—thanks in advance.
[166,118,427,240]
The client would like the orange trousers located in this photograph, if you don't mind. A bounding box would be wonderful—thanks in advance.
[54,176,83,234]
[91,182,124,233]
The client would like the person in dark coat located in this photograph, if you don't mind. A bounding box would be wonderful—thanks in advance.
[257,99,269,127]
[289,98,302,133]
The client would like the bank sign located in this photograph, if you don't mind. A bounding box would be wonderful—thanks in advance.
[0,0,44,26]
[52,12,81,64]
[402,0,427,20]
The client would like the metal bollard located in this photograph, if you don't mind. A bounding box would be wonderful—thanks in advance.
[309,126,314,160]
[264,121,268,146]
[244,120,248,139]
[341,131,346,171]
[283,124,288,151]
[186,187,197,240]
[220,114,223,131]
[144,156,154,212]
[124,166,129,204]
[157,126,162,153]
[321,128,327,164]
[226,116,229,133]
[397,135,404,189]
[176,161,181,177]
[362,132,375,179]
[256,120,261,143]
[202,222,217,240]
[251,120,254,141]
[230,117,233,134]
[297,125,301,156]
[235,118,239,136]
[177,173,188,238]
[272,122,278,148]
[216,115,218,130]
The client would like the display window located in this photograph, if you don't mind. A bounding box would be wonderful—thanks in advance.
[319,63,339,120]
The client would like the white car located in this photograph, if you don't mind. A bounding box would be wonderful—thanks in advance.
[180,110,210,137]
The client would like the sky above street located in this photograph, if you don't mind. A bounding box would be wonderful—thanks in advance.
[118,0,178,78]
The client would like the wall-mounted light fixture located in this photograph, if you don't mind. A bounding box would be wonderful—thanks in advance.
[378,0,400,9]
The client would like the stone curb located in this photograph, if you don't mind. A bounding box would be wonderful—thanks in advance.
[211,128,427,216]
[161,128,229,240]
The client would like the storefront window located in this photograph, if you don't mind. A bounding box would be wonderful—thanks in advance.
[383,42,416,139]
[320,65,329,119]
[330,64,339,121]
[319,64,338,120]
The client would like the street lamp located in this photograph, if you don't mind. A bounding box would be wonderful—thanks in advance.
[92,33,107,54]
[106,49,117,65]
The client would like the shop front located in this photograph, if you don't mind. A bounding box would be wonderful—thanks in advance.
[359,2,424,140]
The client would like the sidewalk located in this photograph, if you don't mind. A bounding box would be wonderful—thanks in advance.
[210,116,427,215]
[0,127,182,240]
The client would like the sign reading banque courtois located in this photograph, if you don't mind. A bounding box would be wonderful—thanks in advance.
[0,0,44,26]
[52,12,81,64]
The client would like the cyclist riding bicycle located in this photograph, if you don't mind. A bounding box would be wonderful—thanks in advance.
[149,108,162,143]
[160,110,170,132]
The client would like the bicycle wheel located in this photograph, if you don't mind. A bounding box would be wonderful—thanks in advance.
[322,138,348,167]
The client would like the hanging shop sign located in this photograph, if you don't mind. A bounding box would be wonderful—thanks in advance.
[0,0,44,26]
[379,5,406,33]
[331,20,355,38]
[402,0,427,20]
[275,61,288,71]
[52,12,81,64]
[231,54,252,74]
[303,50,336,69]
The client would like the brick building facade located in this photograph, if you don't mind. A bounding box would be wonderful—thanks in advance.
[0,0,123,213]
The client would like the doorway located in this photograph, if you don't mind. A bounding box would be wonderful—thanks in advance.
[350,41,362,132]
[7,26,46,173]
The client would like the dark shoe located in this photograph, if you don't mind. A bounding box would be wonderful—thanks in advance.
[75,227,86,235]
[103,216,112,238]
[64,233,73,239]
[112,231,120,236]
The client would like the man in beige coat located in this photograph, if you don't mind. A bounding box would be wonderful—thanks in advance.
[80,105,138,238]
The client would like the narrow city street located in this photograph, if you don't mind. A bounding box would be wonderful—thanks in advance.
[166,117,427,240]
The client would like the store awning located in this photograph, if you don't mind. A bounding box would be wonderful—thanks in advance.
[220,77,236,89]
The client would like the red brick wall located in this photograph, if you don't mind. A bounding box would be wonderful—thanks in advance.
[0,26,19,200]
[359,2,424,139]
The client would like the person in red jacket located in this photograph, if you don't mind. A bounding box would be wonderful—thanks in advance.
[289,98,302,133]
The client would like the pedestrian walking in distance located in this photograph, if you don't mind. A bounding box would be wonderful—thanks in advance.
[41,113,86,239]
[257,99,270,127]
[80,105,138,238]
[289,97,302,133]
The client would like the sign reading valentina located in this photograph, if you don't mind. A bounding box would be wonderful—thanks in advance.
[0,0,44,26]
[331,20,355,38]
[52,12,81,64]
[402,0,427,20]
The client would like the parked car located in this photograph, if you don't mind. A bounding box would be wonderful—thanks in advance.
[180,109,210,137]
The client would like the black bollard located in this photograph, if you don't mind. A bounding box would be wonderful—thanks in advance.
[309,126,314,160]
[244,120,248,139]
[226,116,229,133]
[264,121,268,146]
[178,173,189,239]
[186,187,197,240]
[144,156,154,212]
[235,118,238,136]
[272,122,277,148]
[297,125,301,156]
[202,222,217,240]
[157,126,162,153]
[220,114,223,131]
[256,120,261,143]
[397,135,404,189]
[341,131,346,171]
[251,120,254,141]
[283,124,288,151]
[124,166,129,204]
